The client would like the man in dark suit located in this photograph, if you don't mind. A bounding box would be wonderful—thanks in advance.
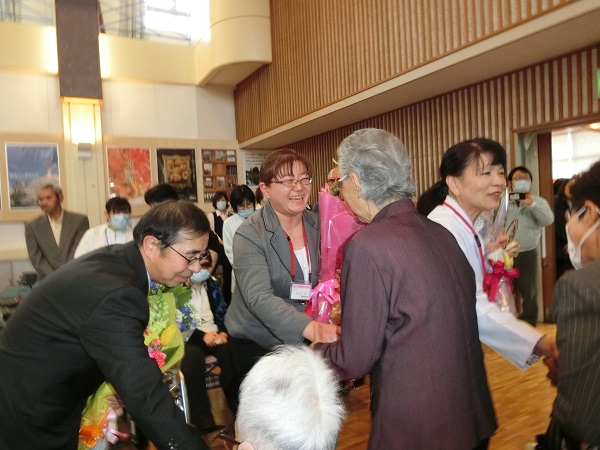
[0,201,210,450]
[545,160,600,448]
[24,183,89,280]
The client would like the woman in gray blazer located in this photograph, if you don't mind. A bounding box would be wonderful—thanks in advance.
[224,149,340,378]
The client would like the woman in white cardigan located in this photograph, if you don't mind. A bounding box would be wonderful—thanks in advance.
[418,138,556,370]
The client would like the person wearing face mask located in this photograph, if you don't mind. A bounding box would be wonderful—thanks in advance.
[208,191,232,237]
[223,185,256,265]
[74,196,133,258]
[544,159,600,449]
[222,185,256,295]
[180,257,240,435]
[208,191,233,304]
[506,166,554,326]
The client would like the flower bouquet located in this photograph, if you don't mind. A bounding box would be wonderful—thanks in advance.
[480,190,520,315]
[305,190,364,325]
[78,283,199,450]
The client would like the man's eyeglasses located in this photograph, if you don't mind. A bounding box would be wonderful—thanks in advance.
[271,177,313,187]
[565,206,586,222]
[215,423,240,450]
[168,246,211,265]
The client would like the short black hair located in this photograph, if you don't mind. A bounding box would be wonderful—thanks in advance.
[105,196,131,214]
[144,183,179,205]
[570,160,600,211]
[133,200,210,247]
[212,191,229,210]
[507,166,532,181]
[417,138,506,216]
[230,185,256,212]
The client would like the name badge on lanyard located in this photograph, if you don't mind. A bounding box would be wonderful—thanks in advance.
[286,221,311,304]
[290,281,312,301]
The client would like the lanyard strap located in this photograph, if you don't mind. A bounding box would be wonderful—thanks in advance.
[443,201,486,278]
[286,221,311,281]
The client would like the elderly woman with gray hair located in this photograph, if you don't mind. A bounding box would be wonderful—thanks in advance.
[315,129,496,449]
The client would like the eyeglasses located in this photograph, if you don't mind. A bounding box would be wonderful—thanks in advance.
[271,177,313,187]
[168,246,211,265]
[215,423,241,450]
[565,206,586,222]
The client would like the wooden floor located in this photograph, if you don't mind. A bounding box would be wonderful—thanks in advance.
[141,323,557,450]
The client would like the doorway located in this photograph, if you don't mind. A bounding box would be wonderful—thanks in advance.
[530,121,600,321]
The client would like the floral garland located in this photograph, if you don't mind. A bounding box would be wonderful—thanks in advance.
[78,282,199,449]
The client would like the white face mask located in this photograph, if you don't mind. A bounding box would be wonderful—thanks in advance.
[512,179,531,193]
[216,201,227,211]
[190,269,210,284]
[237,207,254,219]
[566,206,600,270]
[110,213,131,231]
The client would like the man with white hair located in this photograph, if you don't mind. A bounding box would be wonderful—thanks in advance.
[218,345,345,450]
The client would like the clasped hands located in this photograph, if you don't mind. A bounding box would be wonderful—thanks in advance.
[203,331,229,347]
[304,320,341,347]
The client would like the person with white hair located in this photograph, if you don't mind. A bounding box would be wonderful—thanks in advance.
[217,345,345,450]
[316,128,496,449]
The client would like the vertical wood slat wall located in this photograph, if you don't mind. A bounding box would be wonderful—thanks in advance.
[292,45,600,203]
[235,0,575,142]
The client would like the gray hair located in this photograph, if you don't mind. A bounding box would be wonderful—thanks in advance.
[337,128,415,207]
[38,183,63,197]
[236,345,345,450]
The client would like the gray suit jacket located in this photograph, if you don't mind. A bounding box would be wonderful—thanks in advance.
[552,259,600,445]
[25,210,89,279]
[224,202,319,350]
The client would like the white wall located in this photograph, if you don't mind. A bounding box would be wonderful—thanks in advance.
[552,128,600,179]
[0,70,238,293]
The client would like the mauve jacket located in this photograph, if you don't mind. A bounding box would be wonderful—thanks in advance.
[317,199,497,450]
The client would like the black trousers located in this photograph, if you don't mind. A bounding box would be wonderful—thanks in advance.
[514,247,540,326]
[227,336,269,381]
[180,332,239,428]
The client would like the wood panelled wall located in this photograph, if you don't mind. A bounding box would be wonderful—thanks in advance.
[291,45,600,204]
[235,0,575,142]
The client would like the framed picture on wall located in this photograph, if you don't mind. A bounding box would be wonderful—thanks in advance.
[242,150,270,189]
[201,149,237,202]
[156,148,198,202]
[5,143,60,209]
[106,146,151,206]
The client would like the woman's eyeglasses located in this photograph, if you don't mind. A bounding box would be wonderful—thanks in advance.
[215,423,240,450]
[271,177,313,187]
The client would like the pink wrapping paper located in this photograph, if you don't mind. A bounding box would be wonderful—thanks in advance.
[306,192,365,323]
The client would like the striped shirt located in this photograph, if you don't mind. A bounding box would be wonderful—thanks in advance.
[552,259,600,445]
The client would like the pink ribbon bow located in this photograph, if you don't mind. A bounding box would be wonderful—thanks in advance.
[483,260,520,304]
[103,407,129,444]
[305,278,340,324]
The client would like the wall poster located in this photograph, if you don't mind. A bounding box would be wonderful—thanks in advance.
[201,149,237,203]
[5,143,59,209]
[106,146,151,206]
[156,148,198,202]
[242,150,271,190]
